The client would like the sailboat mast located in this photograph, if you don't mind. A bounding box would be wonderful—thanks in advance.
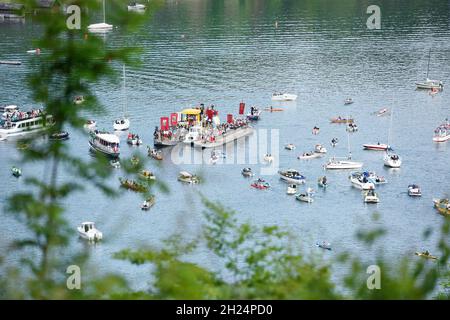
[388,106,394,146]
[123,65,128,117]
[103,0,106,24]
[426,48,431,79]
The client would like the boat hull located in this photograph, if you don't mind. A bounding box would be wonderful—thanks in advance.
[193,127,253,149]
[89,140,120,158]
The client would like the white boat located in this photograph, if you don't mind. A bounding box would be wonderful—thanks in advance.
[433,126,450,143]
[183,124,203,144]
[89,131,120,158]
[110,159,121,168]
[73,96,84,105]
[363,143,390,151]
[416,49,443,90]
[278,169,306,184]
[178,171,199,184]
[141,196,155,211]
[364,189,379,203]
[298,151,321,160]
[241,168,254,177]
[285,143,296,150]
[296,193,314,203]
[127,133,142,145]
[316,241,332,250]
[314,144,327,154]
[88,0,113,33]
[113,65,130,131]
[408,184,421,197]
[263,153,274,163]
[128,2,146,11]
[271,93,297,101]
[355,171,387,185]
[12,166,22,177]
[325,157,363,170]
[346,123,358,132]
[287,184,297,195]
[77,222,103,241]
[247,107,262,121]
[349,173,375,190]
[384,153,401,168]
[344,98,354,105]
[317,176,328,188]
[0,105,54,140]
[84,120,96,130]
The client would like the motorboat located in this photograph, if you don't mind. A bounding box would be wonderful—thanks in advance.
[286,184,297,195]
[433,198,450,216]
[241,168,254,177]
[433,126,450,143]
[384,153,401,168]
[363,143,390,151]
[11,166,21,177]
[408,184,421,197]
[364,189,379,203]
[346,123,358,132]
[247,107,262,121]
[314,144,327,154]
[178,171,199,184]
[88,0,113,33]
[317,176,328,188]
[344,98,354,105]
[73,96,84,105]
[263,153,274,163]
[110,159,121,169]
[324,157,363,170]
[141,196,156,211]
[271,93,297,101]
[89,131,120,158]
[128,2,146,11]
[113,117,130,131]
[49,131,69,141]
[139,170,156,181]
[297,151,321,160]
[251,178,271,190]
[316,241,332,250]
[296,192,314,203]
[414,251,438,260]
[127,133,142,146]
[148,147,163,160]
[285,143,296,150]
[119,178,148,192]
[357,171,387,185]
[278,169,306,184]
[77,222,103,242]
[349,172,375,190]
[312,126,320,135]
[84,120,96,130]
[330,117,354,124]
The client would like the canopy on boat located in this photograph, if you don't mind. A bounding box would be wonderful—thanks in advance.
[181,109,201,115]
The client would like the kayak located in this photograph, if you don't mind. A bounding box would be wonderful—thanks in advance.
[415,252,438,260]
[264,108,284,112]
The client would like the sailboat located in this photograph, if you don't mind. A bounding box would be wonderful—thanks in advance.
[113,65,130,131]
[88,0,114,33]
[384,106,401,168]
[416,49,443,90]
[324,119,363,170]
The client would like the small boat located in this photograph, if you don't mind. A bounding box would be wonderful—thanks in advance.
[127,133,143,146]
[210,151,219,164]
[364,189,379,203]
[251,178,270,190]
[241,168,254,177]
[12,166,22,177]
[285,143,296,150]
[148,147,163,160]
[346,123,358,132]
[330,117,354,124]
[316,241,332,250]
[73,96,84,105]
[408,184,421,197]
[314,144,327,154]
[375,108,389,117]
[286,184,297,195]
[317,176,328,188]
[297,151,321,160]
[89,131,120,158]
[27,48,41,54]
[384,153,401,168]
[139,170,156,181]
[433,125,450,143]
[349,172,375,190]
[128,2,146,11]
[77,222,103,242]
[278,169,306,184]
[247,107,262,121]
[0,60,22,66]
[110,159,121,169]
[113,117,130,131]
[324,157,363,170]
[178,171,200,184]
[363,143,390,151]
[84,120,96,130]
[263,153,274,163]
[330,138,338,147]
[296,192,314,203]
[344,98,354,105]
[271,93,297,101]
[130,156,140,166]
[119,178,148,192]
[141,196,156,211]
[88,0,113,33]
[49,131,69,140]
[433,198,450,216]
[264,107,284,112]
[416,49,444,90]
[312,126,320,135]
[415,251,438,260]
[357,171,387,185]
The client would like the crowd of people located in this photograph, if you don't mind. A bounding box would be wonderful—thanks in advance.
[1,107,44,127]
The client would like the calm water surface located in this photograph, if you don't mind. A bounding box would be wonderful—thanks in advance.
[0,0,449,292]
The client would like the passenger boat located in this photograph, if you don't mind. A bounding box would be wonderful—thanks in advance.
[314,144,327,154]
[316,241,332,250]
[251,178,270,189]
[346,123,358,132]
[49,131,69,141]
[193,125,254,149]
[364,189,379,203]
[416,49,444,90]
[119,178,148,192]
[263,153,274,163]
[141,196,156,211]
[241,168,254,177]
[84,120,96,131]
[330,117,354,124]
[324,157,363,170]
[247,107,261,121]
[128,2,146,11]
[408,184,421,197]
[139,170,156,181]
[363,143,390,151]
[317,176,328,188]
[349,172,375,190]
[271,93,297,101]
[344,98,354,105]
[433,198,450,216]
[415,251,438,260]
[384,153,401,168]
[285,143,296,150]
[286,184,297,195]
[89,131,120,158]
[296,192,314,203]
[88,0,113,33]
[178,171,200,184]
[77,222,103,242]
[127,133,142,146]
[278,169,306,184]
[148,147,163,160]
[297,151,321,160]
[0,105,54,140]
[11,166,21,177]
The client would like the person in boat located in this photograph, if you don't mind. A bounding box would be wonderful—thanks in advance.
[322,176,327,185]
[424,250,430,256]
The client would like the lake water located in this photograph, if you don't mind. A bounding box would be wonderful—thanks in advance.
[0,0,449,293]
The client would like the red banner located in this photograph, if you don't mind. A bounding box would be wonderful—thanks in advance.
[227,114,233,124]
[170,113,178,126]
[239,102,245,115]
[160,117,169,131]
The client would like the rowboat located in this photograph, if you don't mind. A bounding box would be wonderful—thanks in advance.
[330,117,354,124]
[127,133,143,146]
[119,178,148,193]
[12,166,21,177]
[415,252,438,260]
[251,179,270,190]
[433,198,450,216]
[363,143,390,151]
[73,96,84,105]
